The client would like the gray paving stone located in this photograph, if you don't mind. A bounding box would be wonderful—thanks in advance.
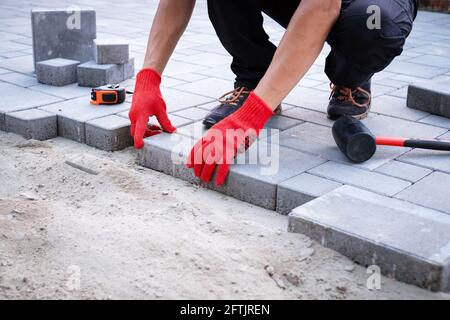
[288,185,450,292]
[122,58,135,80]
[31,9,96,68]
[396,172,450,214]
[371,95,429,121]
[283,87,330,113]
[399,148,450,174]
[265,115,302,131]
[29,83,90,99]
[278,122,409,171]
[0,72,38,87]
[386,60,447,79]
[174,78,233,99]
[36,58,80,86]
[407,77,450,119]
[276,173,341,215]
[5,108,57,140]
[94,40,129,64]
[308,161,411,196]
[374,160,432,183]
[419,115,450,129]
[0,83,61,131]
[172,107,209,121]
[39,97,129,143]
[364,114,447,139]
[283,106,334,127]
[0,55,35,74]
[141,132,325,210]
[161,87,214,112]
[85,115,132,151]
[173,52,230,67]
[77,61,123,87]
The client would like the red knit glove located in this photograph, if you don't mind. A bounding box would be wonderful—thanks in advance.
[129,68,176,149]
[187,92,274,186]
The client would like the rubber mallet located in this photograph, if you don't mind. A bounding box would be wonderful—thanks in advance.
[332,116,450,163]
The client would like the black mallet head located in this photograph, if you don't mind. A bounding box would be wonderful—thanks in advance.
[332,116,377,163]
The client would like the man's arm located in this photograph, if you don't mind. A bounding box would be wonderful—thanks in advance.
[255,0,341,109]
[143,0,196,73]
[129,0,196,149]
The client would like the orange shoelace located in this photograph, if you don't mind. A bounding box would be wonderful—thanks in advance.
[218,87,250,105]
[329,83,371,108]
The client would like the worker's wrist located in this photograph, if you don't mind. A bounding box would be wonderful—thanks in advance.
[135,68,162,90]
[234,92,274,129]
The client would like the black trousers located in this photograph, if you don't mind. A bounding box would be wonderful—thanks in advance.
[207,0,415,89]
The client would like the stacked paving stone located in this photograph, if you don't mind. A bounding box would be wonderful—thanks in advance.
[77,39,135,87]
[32,9,135,87]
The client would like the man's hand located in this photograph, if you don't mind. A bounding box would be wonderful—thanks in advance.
[129,68,176,149]
[187,92,274,186]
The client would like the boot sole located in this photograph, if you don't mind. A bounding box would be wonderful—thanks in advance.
[327,104,371,121]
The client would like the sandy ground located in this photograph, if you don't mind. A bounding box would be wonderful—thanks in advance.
[0,131,448,300]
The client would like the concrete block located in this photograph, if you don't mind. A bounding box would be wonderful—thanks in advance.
[36,58,80,86]
[396,172,450,214]
[308,161,411,196]
[375,160,432,183]
[398,149,450,174]
[141,132,325,210]
[265,115,302,132]
[276,173,341,215]
[385,60,445,79]
[172,107,209,121]
[407,77,450,119]
[284,86,330,113]
[0,72,38,88]
[278,122,409,171]
[31,9,96,68]
[94,40,129,64]
[161,87,214,112]
[283,107,333,127]
[29,83,90,100]
[116,111,193,128]
[39,97,129,143]
[288,185,450,292]
[85,115,133,151]
[5,109,57,140]
[77,61,123,87]
[174,78,233,99]
[0,83,61,131]
[122,58,135,80]
[371,95,429,121]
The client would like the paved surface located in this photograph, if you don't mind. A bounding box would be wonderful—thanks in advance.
[1,0,450,291]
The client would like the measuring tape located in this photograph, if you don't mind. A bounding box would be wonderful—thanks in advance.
[90,85,133,105]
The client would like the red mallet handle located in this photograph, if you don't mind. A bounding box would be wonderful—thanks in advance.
[376,136,450,151]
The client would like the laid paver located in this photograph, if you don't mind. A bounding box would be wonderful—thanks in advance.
[396,172,450,214]
[172,107,209,121]
[277,173,341,215]
[141,132,325,209]
[36,58,80,86]
[161,87,214,112]
[174,77,233,99]
[283,86,330,113]
[278,122,410,170]
[407,77,450,119]
[4,108,57,140]
[374,160,432,183]
[85,115,133,151]
[398,149,450,174]
[308,161,411,196]
[29,83,91,99]
[31,9,96,68]
[419,114,450,129]
[371,95,429,121]
[94,40,129,64]
[0,82,61,131]
[39,97,129,143]
[283,106,334,127]
[0,72,38,87]
[288,185,450,292]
